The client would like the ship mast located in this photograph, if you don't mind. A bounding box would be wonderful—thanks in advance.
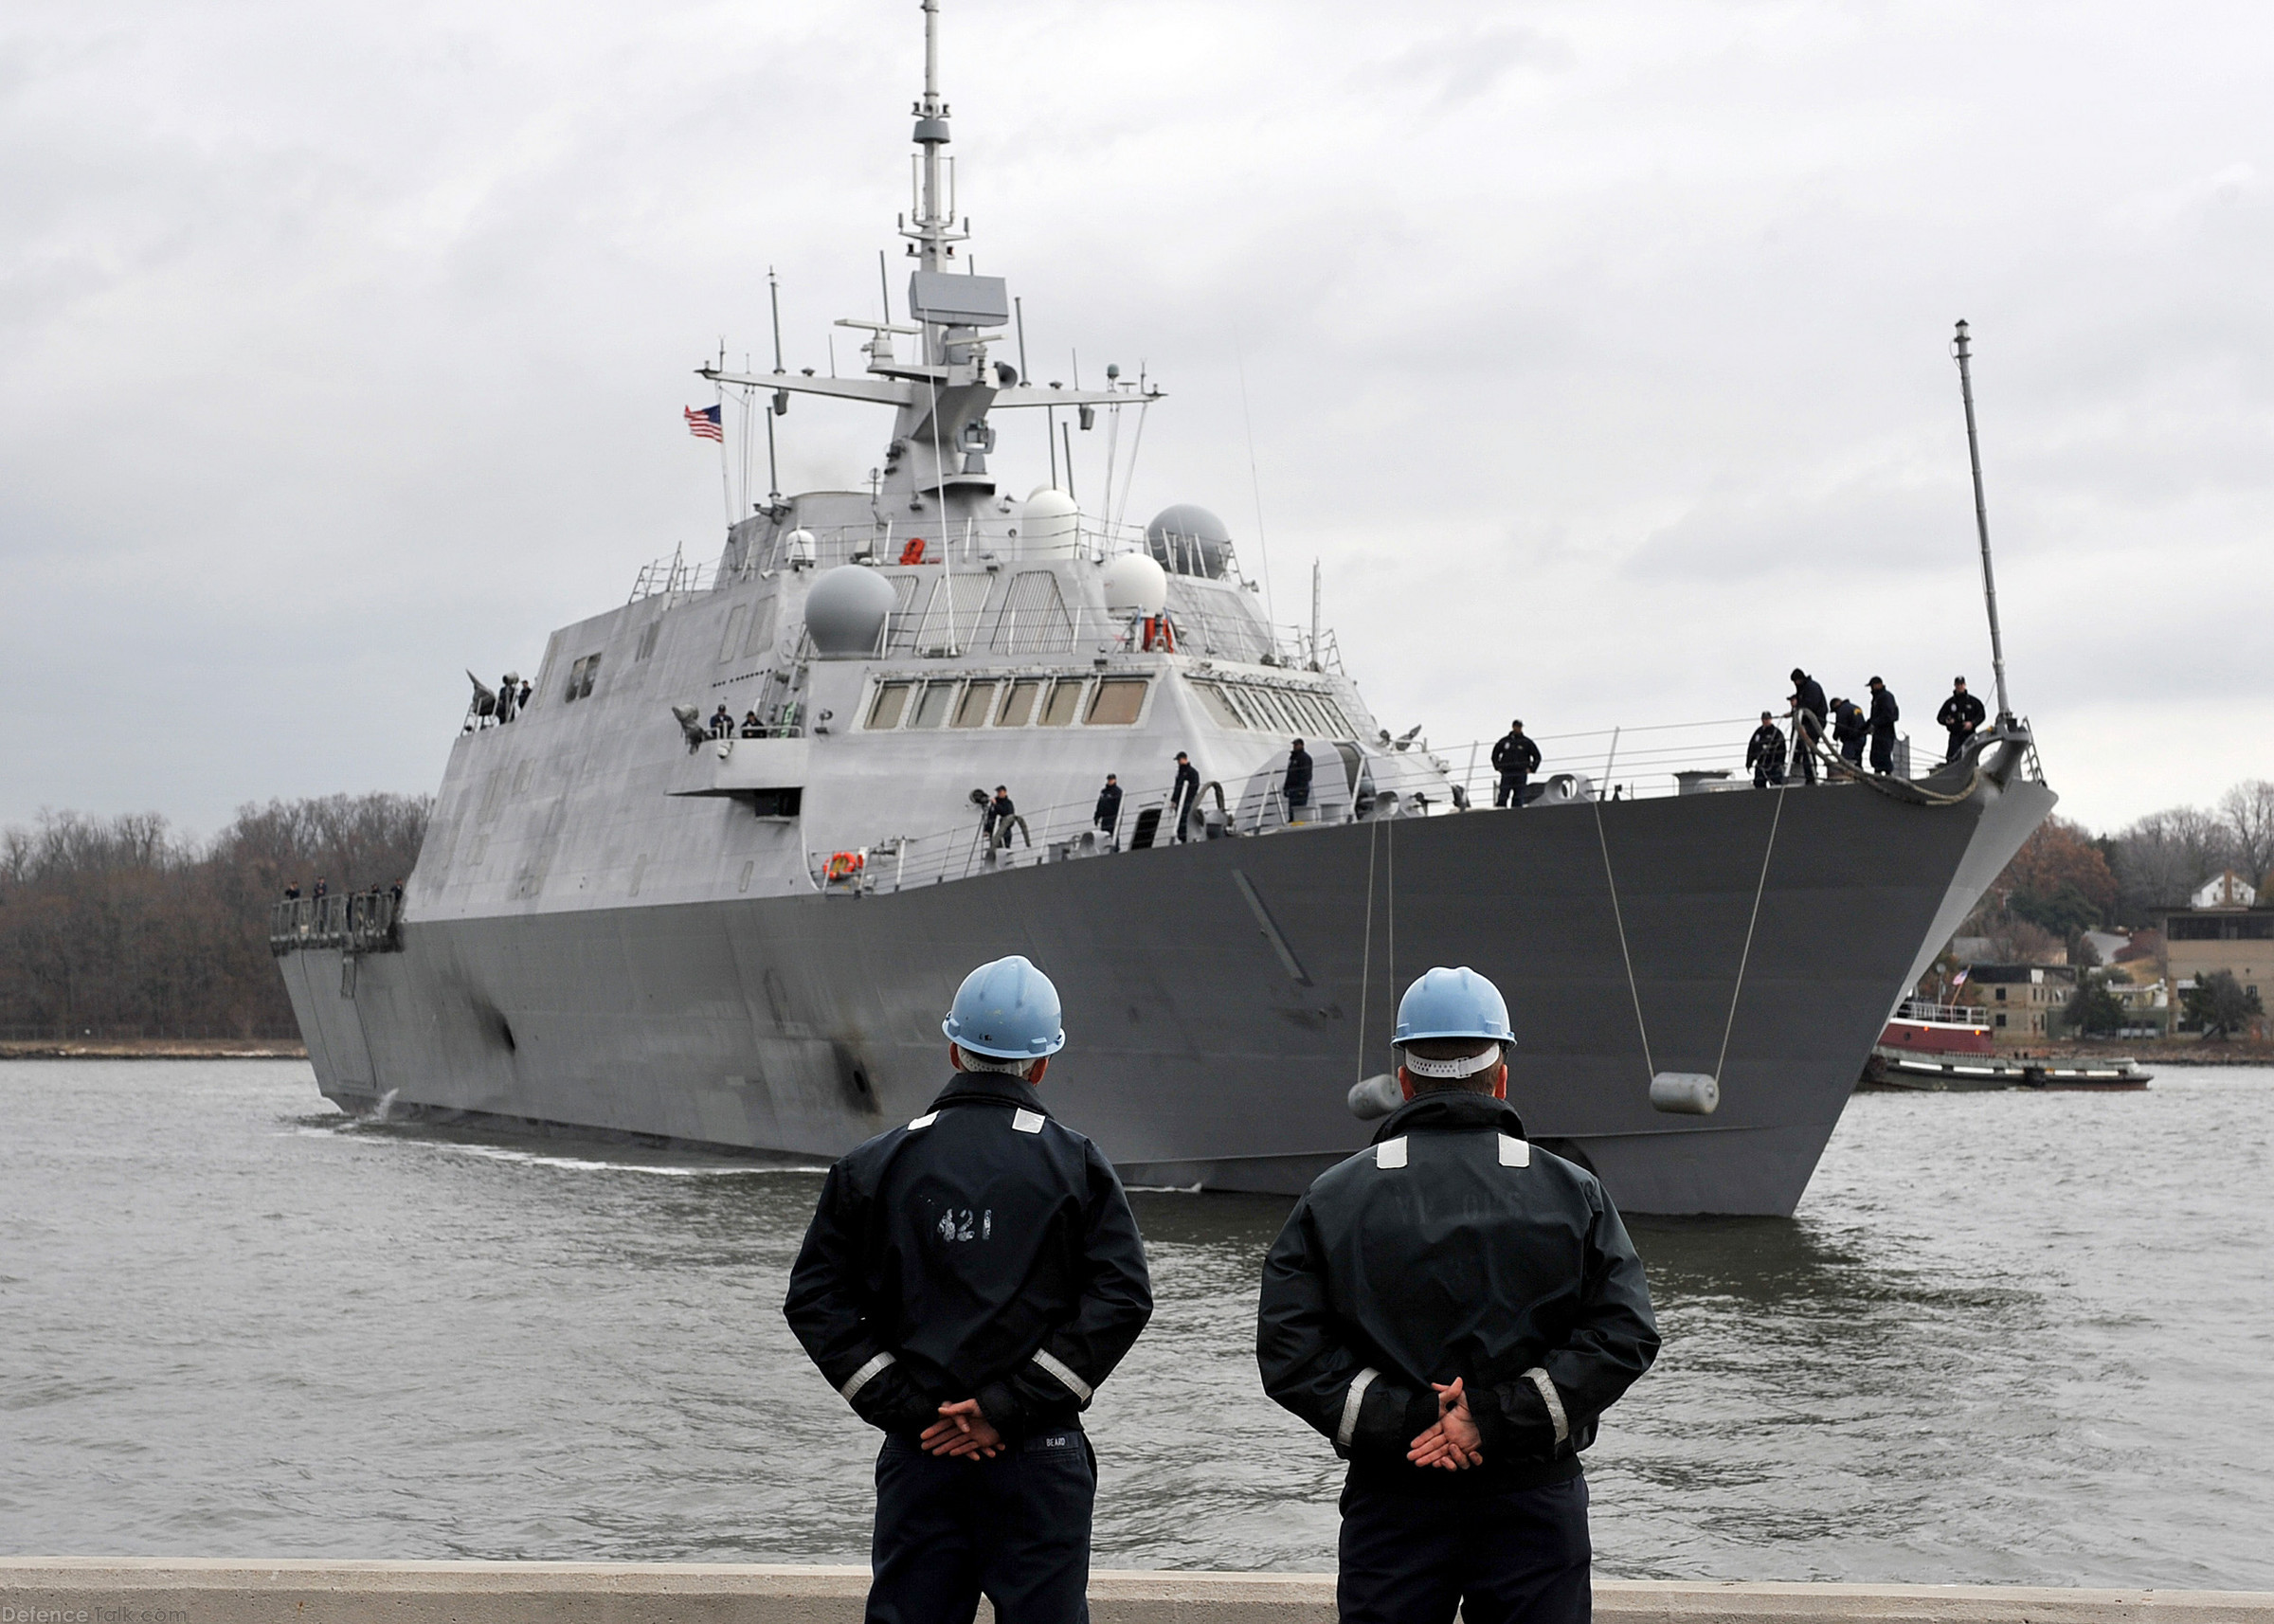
[903,0,965,278]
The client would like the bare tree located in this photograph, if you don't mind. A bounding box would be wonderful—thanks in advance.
[2219,780,2274,889]
[0,794,428,1040]
[2110,805,2238,920]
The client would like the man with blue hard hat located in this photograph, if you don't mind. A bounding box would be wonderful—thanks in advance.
[785,954,1153,1624]
[1257,967,1659,1624]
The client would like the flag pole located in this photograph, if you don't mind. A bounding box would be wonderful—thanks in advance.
[715,338,734,532]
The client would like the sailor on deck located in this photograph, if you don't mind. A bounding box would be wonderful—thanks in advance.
[1285,740,1315,822]
[1937,677,1986,763]
[1490,721,1542,809]
[1746,712,1787,788]
[1257,967,1659,1624]
[1866,677,1900,776]
[1787,669,1828,785]
[1170,752,1201,842]
[785,956,1153,1624]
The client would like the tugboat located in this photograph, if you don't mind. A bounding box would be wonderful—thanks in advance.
[267,1,2062,1215]
[1862,1001,2151,1091]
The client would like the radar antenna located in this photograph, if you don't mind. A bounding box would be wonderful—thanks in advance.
[903,0,967,273]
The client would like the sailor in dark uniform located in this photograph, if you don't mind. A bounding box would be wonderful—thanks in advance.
[1284,739,1315,821]
[1745,712,1787,788]
[1489,721,1543,808]
[1786,669,1828,785]
[1830,697,1868,767]
[1170,752,1201,842]
[1866,677,1900,775]
[785,956,1153,1624]
[1257,968,1659,1624]
[1936,677,1986,763]
[1092,774,1123,845]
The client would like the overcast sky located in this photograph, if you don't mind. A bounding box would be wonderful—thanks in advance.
[4,0,2267,840]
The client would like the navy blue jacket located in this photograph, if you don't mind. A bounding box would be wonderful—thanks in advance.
[1257,1092,1658,1496]
[784,1073,1152,1440]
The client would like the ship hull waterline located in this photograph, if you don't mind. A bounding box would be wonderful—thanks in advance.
[281,777,2053,1216]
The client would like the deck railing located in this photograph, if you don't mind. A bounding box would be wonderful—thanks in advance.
[268,893,404,956]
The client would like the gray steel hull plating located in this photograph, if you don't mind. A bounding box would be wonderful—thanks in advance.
[280,777,2052,1215]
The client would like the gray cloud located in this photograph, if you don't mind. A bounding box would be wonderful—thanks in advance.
[2,0,2270,839]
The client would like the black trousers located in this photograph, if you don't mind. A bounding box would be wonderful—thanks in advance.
[1338,1473,1591,1624]
[868,1430,1096,1624]
[1495,771,1528,808]
[1868,729,1895,774]
[1944,727,1975,763]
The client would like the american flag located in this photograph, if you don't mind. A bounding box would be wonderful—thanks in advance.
[684,404,724,442]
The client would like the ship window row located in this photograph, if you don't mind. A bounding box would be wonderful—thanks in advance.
[1190,677,1353,739]
[864,675,1152,732]
[563,654,603,702]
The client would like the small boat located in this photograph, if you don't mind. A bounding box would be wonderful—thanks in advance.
[1859,1002,2151,1091]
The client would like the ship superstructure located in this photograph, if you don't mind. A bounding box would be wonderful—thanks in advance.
[270,1,2056,1215]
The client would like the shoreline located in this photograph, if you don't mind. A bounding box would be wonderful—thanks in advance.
[0,1038,308,1060]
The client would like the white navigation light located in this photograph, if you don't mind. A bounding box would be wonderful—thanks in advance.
[1145,504,1232,579]
[1102,551,1168,619]
[803,564,897,658]
[1020,487,1080,555]
[785,529,818,568]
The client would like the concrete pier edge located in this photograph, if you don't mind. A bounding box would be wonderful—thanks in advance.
[1,1562,2269,1624]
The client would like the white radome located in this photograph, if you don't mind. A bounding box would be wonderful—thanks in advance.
[1019,487,1080,553]
[1101,550,1169,618]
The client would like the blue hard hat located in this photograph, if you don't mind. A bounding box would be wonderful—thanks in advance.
[942,954,1067,1059]
[1393,966,1515,1048]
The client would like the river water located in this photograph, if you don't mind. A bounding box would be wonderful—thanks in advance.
[1,1060,2267,1586]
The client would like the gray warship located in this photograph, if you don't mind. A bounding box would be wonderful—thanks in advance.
[270,1,2054,1215]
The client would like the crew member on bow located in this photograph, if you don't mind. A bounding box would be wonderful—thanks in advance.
[785,956,1153,1624]
[1257,967,1659,1624]
[1787,668,1828,785]
[1866,677,1900,776]
[1490,720,1543,809]
[1830,696,1868,767]
[1936,677,1986,763]
[1745,711,1787,788]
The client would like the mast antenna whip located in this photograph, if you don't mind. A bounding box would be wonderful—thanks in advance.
[1952,319,2012,726]
[765,269,785,505]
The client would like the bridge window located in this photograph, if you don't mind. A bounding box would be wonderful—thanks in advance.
[911,680,959,730]
[1039,678,1085,727]
[867,681,912,730]
[954,680,1001,728]
[1192,680,1245,729]
[1085,677,1148,726]
[995,679,1042,728]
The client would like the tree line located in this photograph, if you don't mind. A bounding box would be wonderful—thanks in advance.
[1958,777,2272,1038]
[1964,778,2274,956]
[0,794,429,1040]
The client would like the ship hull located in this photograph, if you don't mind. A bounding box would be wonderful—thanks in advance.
[280,776,2052,1215]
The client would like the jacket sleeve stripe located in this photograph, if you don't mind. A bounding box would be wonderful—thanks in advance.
[1031,1348,1093,1405]
[1336,1366,1381,1449]
[1524,1365,1569,1444]
[839,1350,897,1402]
